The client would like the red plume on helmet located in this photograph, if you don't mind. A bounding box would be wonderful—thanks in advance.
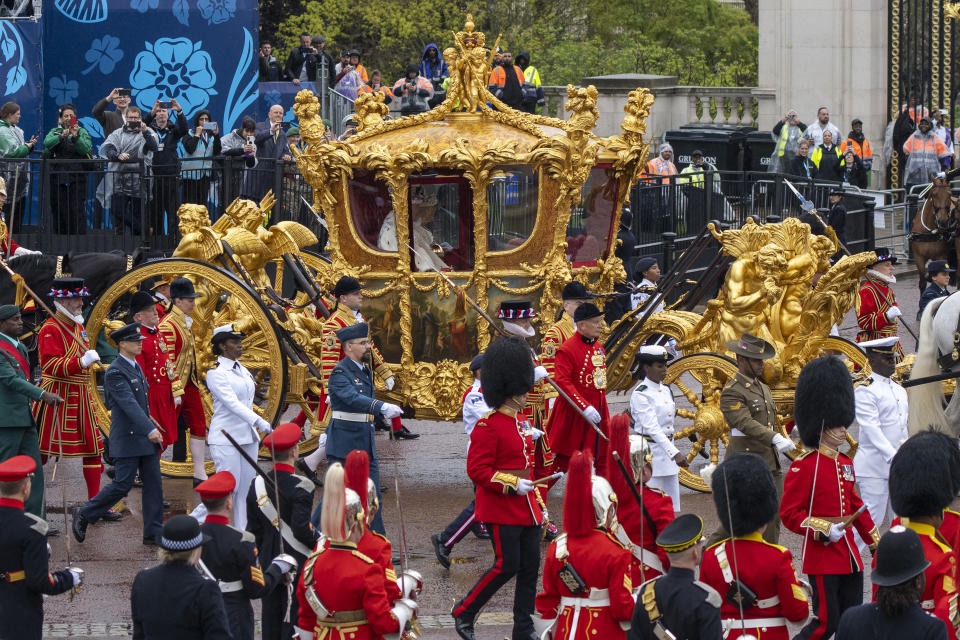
[604,414,633,501]
[564,450,596,538]
[344,450,370,516]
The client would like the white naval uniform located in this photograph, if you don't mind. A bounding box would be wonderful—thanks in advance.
[630,377,681,511]
[462,379,489,438]
[205,355,272,528]
[853,372,908,530]
[631,277,663,312]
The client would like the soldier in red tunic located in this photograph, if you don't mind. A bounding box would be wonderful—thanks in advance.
[603,414,674,585]
[534,450,634,639]
[452,336,546,640]
[544,302,609,473]
[129,291,178,450]
[700,453,810,639]
[157,277,207,483]
[295,463,412,640]
[855,248,904,357]
[884,430,960,637]
[34,277,107,501]
[780,356,880,640]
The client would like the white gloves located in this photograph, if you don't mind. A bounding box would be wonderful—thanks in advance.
[886,306,902,320]
[386,599,417,640]
[68,568,84,587]
[516,478,536,496]
[772,433,795,453]
[584,405,602,424]
[13,247,40,257]
[256,417,272,434]
[384,376,396,391]
[533,366,549,382]
[528,427,544,441]
[380,402,403,419]
[827,523,845,543]
[271,556,295,573]
[174,396,182,407]
[325,395,331,405]
[80,350,101,368]
[547,397,557,412]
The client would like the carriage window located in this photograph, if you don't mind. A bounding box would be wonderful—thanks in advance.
[487,166,538,252]
[407,176,473,272]
[567,166,619,263]
[348,170,394,252]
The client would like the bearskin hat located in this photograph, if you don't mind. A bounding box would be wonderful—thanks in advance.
[481,336,534,409]
[890,430,960,518]
[712,453,778,537]
[604,414,634,498]
[794,356,855,447]
[563,451,596,538]
[344,450,370,516]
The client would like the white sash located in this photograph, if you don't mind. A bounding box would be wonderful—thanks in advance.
[254,476,313,558]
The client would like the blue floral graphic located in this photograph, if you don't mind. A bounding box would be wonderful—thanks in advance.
[172,0,189,26]
[130,37,217,117]
[0,23,26,96]
[261,90,280,108]
[130,0,157,12]
[48,75,79,105]
[222,27,257,132]
[197,0,235,24]
[54,0,107,23]
[82,35,123,75]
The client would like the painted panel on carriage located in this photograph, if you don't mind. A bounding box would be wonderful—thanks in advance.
[42,0,258,149]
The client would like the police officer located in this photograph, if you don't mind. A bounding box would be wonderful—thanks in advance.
[195,471,295,640]
[130,514,233,639]
[245,422,318,640]
[628,514,722,640]
[699,454,810,638]
[325,322,403,535]
[0,455,80,640]
[72,322,164,546]
[853,337,908,535]
[719,333,794,543]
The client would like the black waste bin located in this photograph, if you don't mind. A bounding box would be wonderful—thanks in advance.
[666,124,754,172]
[744,129,776,173]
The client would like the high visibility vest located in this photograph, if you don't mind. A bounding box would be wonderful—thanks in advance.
[679,164,705,187]
[839,138,873,162]
[488,65,525,87]
[523,66,541,87]
[811,144,842,168]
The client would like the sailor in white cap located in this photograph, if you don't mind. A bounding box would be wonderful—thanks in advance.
[853,336,908,545]
[629,344,687,512]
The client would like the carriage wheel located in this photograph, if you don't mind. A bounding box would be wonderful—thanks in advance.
[664,353,739,493]
[605,310,701,392]
[85,258,297,478]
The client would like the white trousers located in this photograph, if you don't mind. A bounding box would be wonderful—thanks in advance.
[854,476,892,551]
[647,474,681,512]
[209,441,259,529]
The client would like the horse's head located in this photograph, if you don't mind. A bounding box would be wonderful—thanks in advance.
[927,172,955,231]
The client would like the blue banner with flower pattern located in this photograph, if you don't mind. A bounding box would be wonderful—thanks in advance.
[0,21,43,141]
[42,0,258,148]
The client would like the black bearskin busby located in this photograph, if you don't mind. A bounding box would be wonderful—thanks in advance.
[890,430,960,518]
[480,336,534,409]
[794,356,855,447]
[712,453,779,537]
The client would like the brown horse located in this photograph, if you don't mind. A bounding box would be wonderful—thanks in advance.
[910,173,958,292]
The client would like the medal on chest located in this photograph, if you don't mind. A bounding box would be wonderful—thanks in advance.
[840,464,855,482]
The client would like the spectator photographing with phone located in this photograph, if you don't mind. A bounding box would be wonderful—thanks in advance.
[144,99,187,236]
[43,103,92,235]
[99,105,158,235]
[180,110,220,206]
[221,116,260,200]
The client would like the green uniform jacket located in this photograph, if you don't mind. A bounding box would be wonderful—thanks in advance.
[0,338,44,427]
[720,372,780,472]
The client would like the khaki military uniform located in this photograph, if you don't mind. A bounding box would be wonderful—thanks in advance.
[719,372,783,543]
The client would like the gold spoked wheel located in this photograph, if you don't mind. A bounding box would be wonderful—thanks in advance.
[86,258,292,478]
[664,352,739,493]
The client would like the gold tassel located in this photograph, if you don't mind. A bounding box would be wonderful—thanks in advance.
[12,272,27,308]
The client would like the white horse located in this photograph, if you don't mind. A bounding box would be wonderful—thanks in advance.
[908,291,960,436]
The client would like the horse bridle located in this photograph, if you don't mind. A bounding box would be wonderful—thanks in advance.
[932,301,960,370]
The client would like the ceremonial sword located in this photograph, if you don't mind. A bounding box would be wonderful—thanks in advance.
[406,243,608,442]
[611,451,648,584]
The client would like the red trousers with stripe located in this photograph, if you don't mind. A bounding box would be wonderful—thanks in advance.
[795,571,864,640]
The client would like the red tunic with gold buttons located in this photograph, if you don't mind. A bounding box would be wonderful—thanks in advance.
[879,519,960,637]
[157,306,207,438]
[544,332,610,471]
[468,406,545,526]
[535,529,634,639]
[855,279,904,356]
[296,541,400,640]
[617,484,674,583]
[136,324,179,449]
[700,533,810,639]
[943,509,960,567]
[34,313,102,457]
[780,446,879,575]
[321,529,401,602]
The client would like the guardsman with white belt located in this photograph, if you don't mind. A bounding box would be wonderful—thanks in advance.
[196,471,295,640]
[534,450,635,640]
[699,454,809,639]
[603,414,674,585]
[719,333,794,544]
[853,336,908,533]
[630,345,687,512]
[886,431,960,637]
